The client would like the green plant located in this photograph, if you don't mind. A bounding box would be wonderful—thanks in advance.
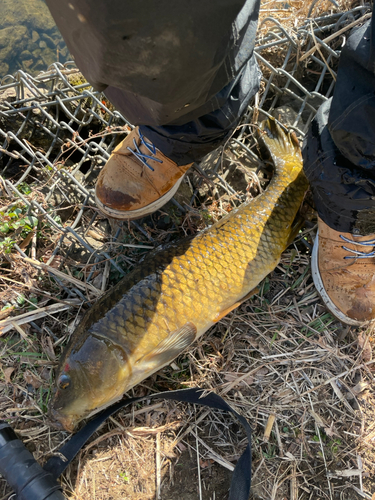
[263,443,276,459]
[38,386,51,414]
[0,236,16,254]
[329,438,342,455]
[200,209,213,226]
[17,182,32,195]
[119,472,129,483]
[0,205,38,254]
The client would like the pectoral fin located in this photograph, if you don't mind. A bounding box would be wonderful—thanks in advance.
[135,322,197,368]
[213,287,259,323]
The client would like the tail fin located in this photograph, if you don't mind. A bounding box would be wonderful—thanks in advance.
[259,118,301,173]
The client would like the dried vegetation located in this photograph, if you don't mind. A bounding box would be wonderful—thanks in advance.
[1,1,375,499]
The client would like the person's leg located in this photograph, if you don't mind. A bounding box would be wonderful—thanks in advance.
[46,0,261,219]
[96,53,261,219]
[302,6,375,325]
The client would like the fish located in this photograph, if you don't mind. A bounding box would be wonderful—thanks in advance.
[49,118,308,432]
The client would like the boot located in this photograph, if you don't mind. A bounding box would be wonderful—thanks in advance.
[95,127,193,220]
[312,217,375,326]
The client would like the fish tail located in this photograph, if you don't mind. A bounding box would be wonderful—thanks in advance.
[260,118,302,173]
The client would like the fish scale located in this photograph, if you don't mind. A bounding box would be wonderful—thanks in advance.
[50,119,309,431]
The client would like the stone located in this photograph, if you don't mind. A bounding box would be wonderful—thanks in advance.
[0,0,71,78]
[33,59,45,72]
[22,59,34,71]
[0,25,28,54]
[41,33,57,49]
[41,51,57,68]
[271,105,304,129]
[19,50,33,61]
[58,46,68,58]
[27,41,39,52]
[32,49,42,59]
[0,0,55,32]
[0,62,9,77]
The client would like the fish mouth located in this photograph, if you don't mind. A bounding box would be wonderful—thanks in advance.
[49,407,77,433]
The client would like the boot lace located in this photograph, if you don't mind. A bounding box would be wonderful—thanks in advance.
[340,234,375,259]
[127,129,163,172]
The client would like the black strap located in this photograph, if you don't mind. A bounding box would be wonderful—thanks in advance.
[44,388,252,500]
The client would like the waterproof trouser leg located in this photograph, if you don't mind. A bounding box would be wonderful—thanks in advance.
[303,5,375,235]
[45,0,261,165]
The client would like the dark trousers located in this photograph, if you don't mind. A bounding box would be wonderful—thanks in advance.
[303,4,375,235]
[46,0,261,165]
[46,0,375,235]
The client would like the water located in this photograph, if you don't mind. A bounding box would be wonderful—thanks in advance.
[0,0,70,79]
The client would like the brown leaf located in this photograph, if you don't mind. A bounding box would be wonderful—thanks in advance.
[224,372,254,386]
[277,388,294,399]
[3,367,15,384]
[0,306,14,321]
[41,251,64,269]
[23,370,42,389]
[39,366,51,382]
[352,380,369,395]
[358,331,372,362]
[86,229,105,241]
[128,421,181,436]
[324,424,336,438]
[18,229,35,250]
[42,336,56,361]
[255,367,269,378]
[199,459,214,469]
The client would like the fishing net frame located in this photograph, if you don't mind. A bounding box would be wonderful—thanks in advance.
[0,5,367,283]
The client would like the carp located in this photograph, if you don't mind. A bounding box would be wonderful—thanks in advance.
[50,119,308,431]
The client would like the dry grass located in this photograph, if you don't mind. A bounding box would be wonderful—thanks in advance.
[259,0,355,26]
[1,1,375,499]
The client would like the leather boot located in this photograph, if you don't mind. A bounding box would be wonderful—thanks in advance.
[312,217,375,326]
[95,127,193,220]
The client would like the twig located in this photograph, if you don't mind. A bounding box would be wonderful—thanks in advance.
[156,433,161,500]
[172,409,211,448]
[299,359,375,397]
[32,230,37,260]
[195,419,203,500]
[10,321,33,345]
[310,20,336,82]
[0,300,80,335]
[345,483,372,499]
[264,412,276,442]
[19,255,102,296]
[300,12,372,62]
[357,455,363,492]
[190,429,235,472]
[274,420,284,456]
[329,380,354,413]
[101,259,110,293]
[308,393,333,500]
[290,462,297,500]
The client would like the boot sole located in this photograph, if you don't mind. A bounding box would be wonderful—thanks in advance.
[94,175,185,221]
[311,230,373,327]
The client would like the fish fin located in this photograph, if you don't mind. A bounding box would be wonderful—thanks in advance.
[214,287,259,323]
[136,322,197,367]
[285,215,305,248]
[260,118,301,166]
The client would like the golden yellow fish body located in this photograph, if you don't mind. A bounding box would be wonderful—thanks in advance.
[50,119,308,431]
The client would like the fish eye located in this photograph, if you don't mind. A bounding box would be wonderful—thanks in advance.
[58,374,71,390]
